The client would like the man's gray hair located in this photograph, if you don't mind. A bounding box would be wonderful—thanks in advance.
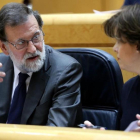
[0,2,43,41]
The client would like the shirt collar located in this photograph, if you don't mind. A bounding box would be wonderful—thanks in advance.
[13,64,32,79]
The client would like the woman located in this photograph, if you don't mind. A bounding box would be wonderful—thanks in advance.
[85,4,140,131]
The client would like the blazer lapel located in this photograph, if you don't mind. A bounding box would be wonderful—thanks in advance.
[21,48,51,124]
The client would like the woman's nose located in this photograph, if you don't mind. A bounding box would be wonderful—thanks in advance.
[113,44,118,53]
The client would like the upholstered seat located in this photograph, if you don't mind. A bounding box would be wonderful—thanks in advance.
[58,48,123,130]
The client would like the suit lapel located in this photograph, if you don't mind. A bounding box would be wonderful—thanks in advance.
[21,47,51,124]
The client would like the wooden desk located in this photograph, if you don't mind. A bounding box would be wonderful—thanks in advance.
[0,124,139,140]
[41,14,114,47]
[32,0,123,14]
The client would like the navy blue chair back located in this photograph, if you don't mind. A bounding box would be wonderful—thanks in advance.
[58,48,123,130]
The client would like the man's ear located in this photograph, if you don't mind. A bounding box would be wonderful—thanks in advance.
[0,41,9,55]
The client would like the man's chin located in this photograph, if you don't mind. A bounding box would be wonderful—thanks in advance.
[24,61,44,73]
[23,66,40,73]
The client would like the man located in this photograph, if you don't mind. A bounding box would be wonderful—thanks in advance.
[0,3,82,126]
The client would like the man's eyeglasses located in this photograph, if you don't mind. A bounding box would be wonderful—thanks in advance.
[6,30,44,50]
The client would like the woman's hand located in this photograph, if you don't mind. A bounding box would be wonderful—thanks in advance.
[131,114,140,132]
[83,120,105,130]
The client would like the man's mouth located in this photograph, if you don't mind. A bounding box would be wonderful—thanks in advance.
[27,55,39,61]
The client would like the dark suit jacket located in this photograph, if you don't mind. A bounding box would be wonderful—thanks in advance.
[120,75,140,130]
[0,45,83,127]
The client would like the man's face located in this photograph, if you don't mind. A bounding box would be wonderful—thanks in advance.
[3,15,46,73]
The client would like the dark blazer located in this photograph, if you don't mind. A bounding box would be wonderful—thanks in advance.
[120,75,140,130]
[0,45,83,127]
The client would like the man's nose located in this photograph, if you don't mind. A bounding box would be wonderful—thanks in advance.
[27,40,36,53]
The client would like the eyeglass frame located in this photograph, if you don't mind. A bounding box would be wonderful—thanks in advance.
[5,30,45,50]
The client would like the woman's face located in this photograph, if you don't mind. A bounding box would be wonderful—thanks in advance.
[113,40,140,73]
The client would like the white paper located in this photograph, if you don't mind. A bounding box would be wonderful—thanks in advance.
[93,9,121,14]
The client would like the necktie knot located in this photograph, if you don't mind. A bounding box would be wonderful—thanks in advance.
[19,73,29,83]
